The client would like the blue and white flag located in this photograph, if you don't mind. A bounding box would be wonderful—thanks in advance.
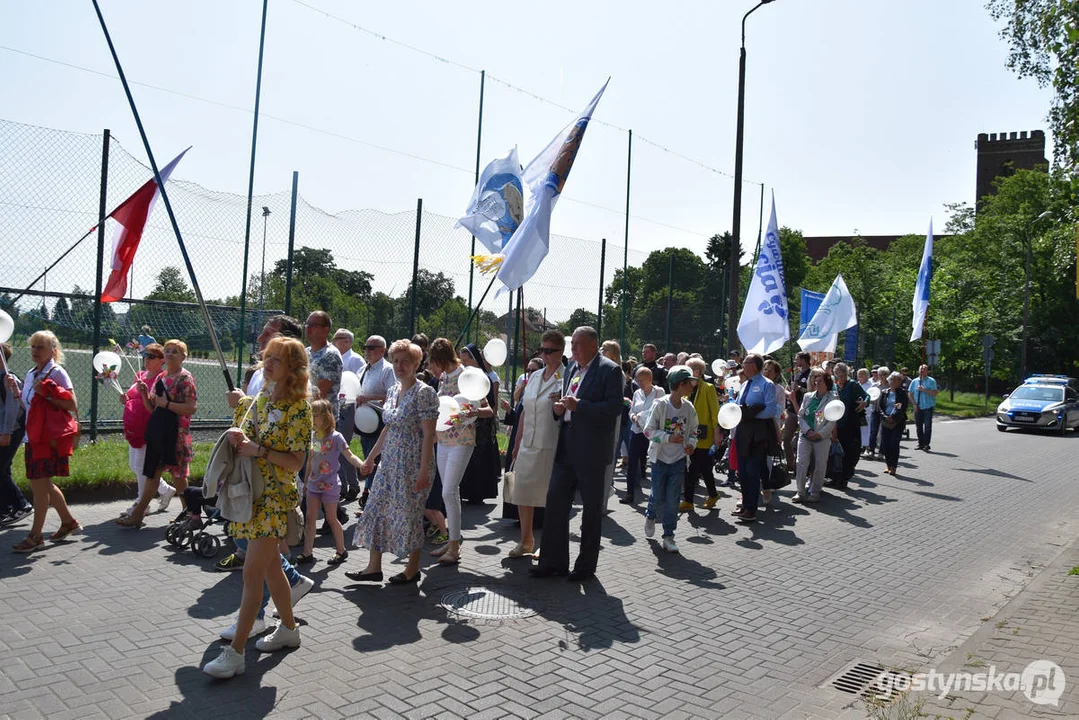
[494,79,608,296]
[456,148,524,254]
[910,219,933,341]
[737,193,789,354]
[797,273,858,353]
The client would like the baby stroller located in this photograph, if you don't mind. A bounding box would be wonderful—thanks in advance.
[165,486,227,558]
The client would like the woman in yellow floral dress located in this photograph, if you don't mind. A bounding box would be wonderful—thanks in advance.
[202,337,313,680]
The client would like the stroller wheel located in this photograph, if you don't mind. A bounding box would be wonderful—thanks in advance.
[165,524,183,547]
[195,533,221,558]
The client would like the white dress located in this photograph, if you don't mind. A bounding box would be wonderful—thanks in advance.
[510,367,562,507]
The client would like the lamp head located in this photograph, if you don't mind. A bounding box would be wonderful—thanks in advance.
[262,206,271,217]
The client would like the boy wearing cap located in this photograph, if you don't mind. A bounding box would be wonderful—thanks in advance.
[642,366,699,553]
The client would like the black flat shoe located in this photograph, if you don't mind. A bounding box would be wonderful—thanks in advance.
[567,569,595,583]
[344,570,383,582]
[529,567,568,578]
[388,571,421,585]
[295,554,315,565]
[618,497,635,505]
[327,551,348,566]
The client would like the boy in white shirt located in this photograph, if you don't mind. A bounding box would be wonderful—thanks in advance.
[642,366,698,553]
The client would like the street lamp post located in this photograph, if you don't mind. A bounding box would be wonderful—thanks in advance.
[255,205,271,357]
[1019,210,1051,380]
[728,0,776,353]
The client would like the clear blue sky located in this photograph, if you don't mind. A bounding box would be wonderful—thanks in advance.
[0,0,1053,261]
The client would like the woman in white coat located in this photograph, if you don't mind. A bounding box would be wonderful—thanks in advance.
[507,330,565,558]
[793,368,837,503]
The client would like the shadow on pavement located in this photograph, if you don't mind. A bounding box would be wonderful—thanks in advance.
[147,648,285,719]
[954,467,1032,482]
[647,538,725,589]
[803,493,872,529]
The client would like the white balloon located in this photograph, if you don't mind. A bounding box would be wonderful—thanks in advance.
[450,394,479,427]
[354,404,380,434]
[483,338,507,367]
[436,394,461,430]
[563,344,573,359]
[339,371,361,403]
[0,309,13,343]
[458,367,491,402]
[867,385,881,401]
[823,398,847,422]
[93,350,122,374]
[718,403,742,430]
[711,359,725,377]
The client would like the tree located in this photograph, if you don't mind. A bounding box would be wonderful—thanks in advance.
[145,267,197,303]
[988,0,1079,168]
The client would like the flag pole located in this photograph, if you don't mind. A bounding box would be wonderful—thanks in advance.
[456,273,498,348]
[236,0,270,379]
[90,0,234,390]
[8,227,96,307]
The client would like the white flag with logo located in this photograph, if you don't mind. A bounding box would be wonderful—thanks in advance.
[737,193,789,354]
[797,273,858,353]
[455,148,524,254]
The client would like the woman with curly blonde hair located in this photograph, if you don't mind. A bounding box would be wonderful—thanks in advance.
[203,336,313,679]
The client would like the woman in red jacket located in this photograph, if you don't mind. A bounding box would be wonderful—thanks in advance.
[7,331,80,553]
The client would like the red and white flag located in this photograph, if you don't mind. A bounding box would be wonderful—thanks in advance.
[100,148,189,302]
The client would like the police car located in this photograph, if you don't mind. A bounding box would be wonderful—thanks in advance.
[996,375,1079,434]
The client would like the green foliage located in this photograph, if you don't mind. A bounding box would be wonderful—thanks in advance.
[988,0,1079,169]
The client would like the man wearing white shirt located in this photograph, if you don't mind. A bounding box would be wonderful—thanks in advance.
[332,328,365,502]
[356,335,396,507]
[332,329,366,375]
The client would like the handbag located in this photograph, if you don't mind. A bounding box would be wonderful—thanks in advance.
[286,506,304,546]
[501,469,516,502]
[882,415,897,430]
[763,456,791,490]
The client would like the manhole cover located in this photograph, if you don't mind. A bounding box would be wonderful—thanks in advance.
[440,586,542,620]
[828,660,912,704]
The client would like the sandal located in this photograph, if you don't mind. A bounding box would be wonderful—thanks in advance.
[438,545,461,564]
[12,534,44,553]
[507,543,534,558]
[50,520,82,541]
[295,553,316,565]
[327,551,349,566]
[115,514,145,528]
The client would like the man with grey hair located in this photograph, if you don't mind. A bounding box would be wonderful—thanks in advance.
[356,335,396,508]
[662,353,677,371]
[531,327,624,583]
[332,328,366,375]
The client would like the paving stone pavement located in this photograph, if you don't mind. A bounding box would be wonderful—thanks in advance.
[2,418,1078,720]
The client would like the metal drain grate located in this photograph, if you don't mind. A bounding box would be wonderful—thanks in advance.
[440,586,543,621]
[829,660,913,703]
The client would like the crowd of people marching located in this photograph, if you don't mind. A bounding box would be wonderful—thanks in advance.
[0,315,939,680]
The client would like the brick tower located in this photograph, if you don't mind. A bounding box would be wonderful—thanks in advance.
[975,130,1047,211]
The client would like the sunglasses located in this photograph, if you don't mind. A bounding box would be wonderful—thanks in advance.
[538,347,561,355]
[363,344,383,351]
[145,354,164,360]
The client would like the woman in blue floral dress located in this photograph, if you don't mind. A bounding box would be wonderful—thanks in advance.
[347,339,438,585]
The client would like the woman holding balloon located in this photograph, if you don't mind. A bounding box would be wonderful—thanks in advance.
[792,368,838,504]
[457,343,500,505]
[118,342,176,517]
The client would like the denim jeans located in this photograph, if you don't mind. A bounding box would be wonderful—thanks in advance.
[625,432,650,501]
[914,407,934,447]
[646,459,684,538]
[868,411,881,453]
[737,453,766,516]
[233,538,302,620]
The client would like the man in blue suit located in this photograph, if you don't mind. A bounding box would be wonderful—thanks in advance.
[531,326,624,582]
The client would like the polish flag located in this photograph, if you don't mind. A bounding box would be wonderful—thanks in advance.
[100,148,189,302]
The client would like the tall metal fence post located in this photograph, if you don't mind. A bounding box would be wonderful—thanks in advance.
[467,70,486,345]
[620,129,632,351]
[236,0,271,379]
[597,238,606,337]
[409,198,422,336]
[665,253,674,350]
[284,171,298,316]
[90,129,111,442]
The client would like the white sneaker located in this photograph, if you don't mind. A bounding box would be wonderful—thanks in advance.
[272,575,315,618]
[121,503,137,518]
[255,622,301,652]
[644,517,655,538]
[219,615,266,641]
[202,645,245,679]
[661,536,679,553]
[157,485,177,513]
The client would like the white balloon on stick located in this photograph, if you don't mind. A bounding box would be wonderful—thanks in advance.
[711,359,725,377]
[339,371,361,403]
[458,367,491,402]
[718,403,742,430]
[867,386,881,401]
[0,309,12,373]
[354,404,380,434]
[483,338,507,367]
[823,398,847,422]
